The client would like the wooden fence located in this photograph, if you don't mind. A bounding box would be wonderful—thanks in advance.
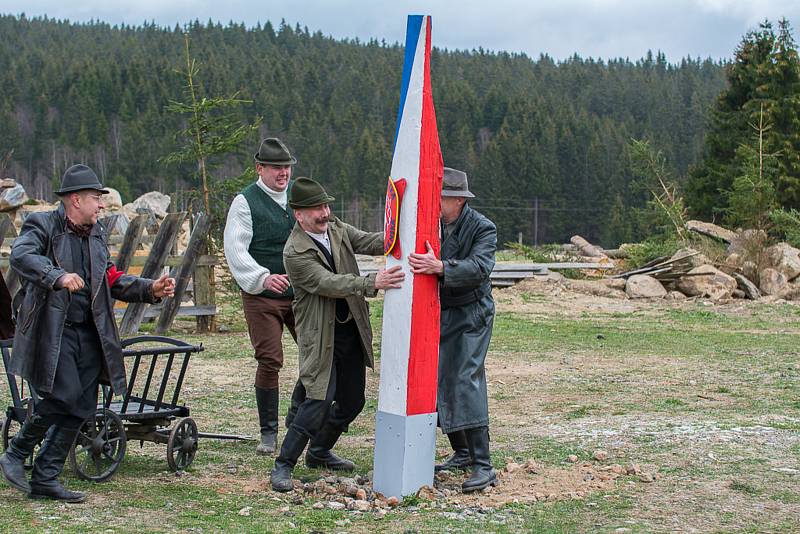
[0,211,216,335]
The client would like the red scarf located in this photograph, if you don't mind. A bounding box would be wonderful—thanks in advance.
[65,216,93,238]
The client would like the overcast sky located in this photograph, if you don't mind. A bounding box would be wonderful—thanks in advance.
[2,0,799,62]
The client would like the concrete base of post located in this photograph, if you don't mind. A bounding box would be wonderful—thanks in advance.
[372,411,437,498]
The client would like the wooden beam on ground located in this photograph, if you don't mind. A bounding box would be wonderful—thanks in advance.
[570,235,608,259]
[119,212,186,336]
[155,214,211,334]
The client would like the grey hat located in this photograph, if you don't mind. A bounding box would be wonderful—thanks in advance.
[254,138,297,165]
[441,167,475,198]
[55,164,109,196]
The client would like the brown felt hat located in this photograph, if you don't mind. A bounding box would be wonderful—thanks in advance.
[441,167,475,198]
[254,137,297,165]
[288,177,335,208]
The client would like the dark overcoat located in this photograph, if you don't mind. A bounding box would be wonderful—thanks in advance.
[437,204,497,433]
[283,217,383,399]
[9,204,157,396]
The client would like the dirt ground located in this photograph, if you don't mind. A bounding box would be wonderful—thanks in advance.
[170,274,798,531]
[3,272,798,532]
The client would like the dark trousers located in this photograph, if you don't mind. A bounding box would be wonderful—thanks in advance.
[242,293,296,389]
[34,323,103,429]
[289,320,366,439]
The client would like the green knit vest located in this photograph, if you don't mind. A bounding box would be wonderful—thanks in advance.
[241,182,295,298]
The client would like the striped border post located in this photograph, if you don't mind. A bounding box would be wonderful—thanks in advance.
[373,14,443,499]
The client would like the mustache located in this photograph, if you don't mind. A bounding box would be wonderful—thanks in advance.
[314,216,329,224]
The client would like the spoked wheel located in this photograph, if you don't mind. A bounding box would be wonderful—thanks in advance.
[69,408,127,482]
[166,417,198,472]
[1,400,38,469]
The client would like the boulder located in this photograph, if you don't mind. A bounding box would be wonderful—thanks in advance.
[602,278,627,291]
[727,229,768,260]
[763,243,800,281]
[665,290,687,301]
[625,275,667,299]
[0,183,28,212]
[686,220,738,243]
[131,191,171,218]
[101,187,124,210]
[778,281,800,301]
[14,203,57,228]
[733,273,761,300]
[568,279,627,299]
[759,267,788,296]
[675,265,737,300]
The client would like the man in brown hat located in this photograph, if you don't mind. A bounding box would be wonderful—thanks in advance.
[224,138,301,456]
[0,164,175,502]
[408,166,498,492]
[270,177,404,492]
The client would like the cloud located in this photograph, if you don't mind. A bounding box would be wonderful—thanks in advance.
[2,0,799,61]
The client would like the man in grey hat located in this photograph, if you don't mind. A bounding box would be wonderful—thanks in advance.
[408,166,498,493]
[0,164,175,502]
[224,138,301,456]
[270,177,404,492]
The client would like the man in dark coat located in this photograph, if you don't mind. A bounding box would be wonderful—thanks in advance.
[409,167,497,492]
[270,177,404,492]
[0,164,175,503]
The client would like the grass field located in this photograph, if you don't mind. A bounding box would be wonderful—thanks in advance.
[0,285,798,533]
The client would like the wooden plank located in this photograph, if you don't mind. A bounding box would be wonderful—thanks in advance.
[127,255,218,268]
[115,214,147,272]
[2,233,156,249]
[0,215,20,297]
[119,212,186,336]
[0,214,14,245]
[115,304,217,318]
[155,214,211,334]
[0,254,219,269]
[193,256,213,333]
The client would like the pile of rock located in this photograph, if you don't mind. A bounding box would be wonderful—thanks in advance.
[0,181,189,252]
[623,221,800,302]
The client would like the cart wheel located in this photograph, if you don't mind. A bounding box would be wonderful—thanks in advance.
[69,408,127,482]
[2,401,38,470]
[167,417,198,472]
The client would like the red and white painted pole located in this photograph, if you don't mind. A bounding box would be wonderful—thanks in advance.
[373,14,443,498]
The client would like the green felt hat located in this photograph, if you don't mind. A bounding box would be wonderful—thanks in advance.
[288,177,335,208]
[254,138,297,165]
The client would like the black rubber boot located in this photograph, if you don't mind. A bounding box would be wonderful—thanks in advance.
[0,415,51,494]
[461,426,497,493]
[435,430,472,472]
[255,387,279,455]
[305,424,355,471]
[29,426,86,503]
[270,427,309,492]
[284,381,305,429]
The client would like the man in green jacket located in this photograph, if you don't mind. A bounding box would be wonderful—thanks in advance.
[409,167,497,493]
[270,177,404,492]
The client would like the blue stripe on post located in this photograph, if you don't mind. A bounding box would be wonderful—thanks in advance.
[393,15,423,150]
